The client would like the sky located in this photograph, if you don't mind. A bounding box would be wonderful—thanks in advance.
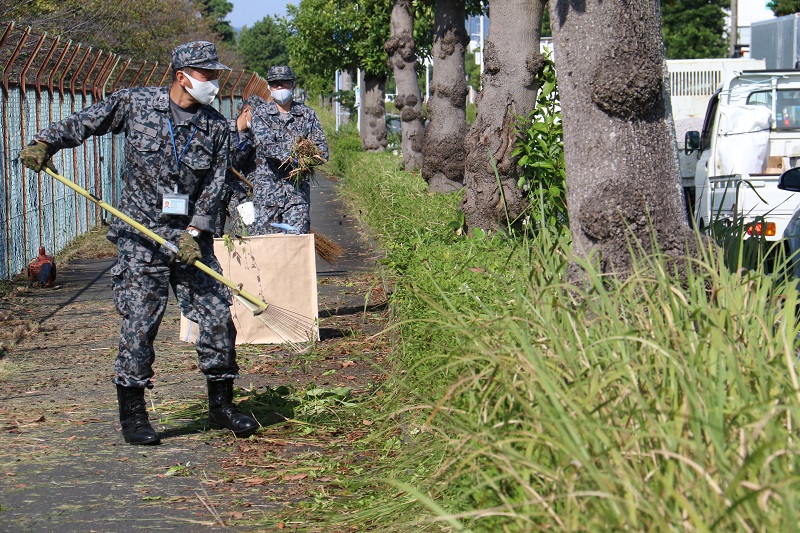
[226,1,777,32]
[227,1,293,29]
[738,1,775,26]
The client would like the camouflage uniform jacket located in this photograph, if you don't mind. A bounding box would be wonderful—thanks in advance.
[250,100,328,184]
[228,118,257,175]
[35,86,229,260]
[248,101,327,234]
[215,119,256,234]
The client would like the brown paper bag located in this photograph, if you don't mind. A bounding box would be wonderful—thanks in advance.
[180,234,318,345]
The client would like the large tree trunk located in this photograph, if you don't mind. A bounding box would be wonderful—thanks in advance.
[422,0,469,192]
[361,73,389,152]
[384,0,425,171]
[550,1,692,276]
[461,0,546,232]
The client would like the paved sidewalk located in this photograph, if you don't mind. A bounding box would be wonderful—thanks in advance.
[0,172,386,532]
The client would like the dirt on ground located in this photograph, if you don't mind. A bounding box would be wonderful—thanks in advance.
[0,174,391,532]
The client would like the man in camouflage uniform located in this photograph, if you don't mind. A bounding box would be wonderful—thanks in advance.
[214,95,267,235]
[248,65,328,235]
[19,41,258,445]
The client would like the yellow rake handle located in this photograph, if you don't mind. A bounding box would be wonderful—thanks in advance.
[44,167,269,312]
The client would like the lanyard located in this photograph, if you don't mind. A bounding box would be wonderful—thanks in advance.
[236,131,248,150]
[167,117,197,170]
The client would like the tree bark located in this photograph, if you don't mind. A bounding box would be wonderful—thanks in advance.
[422,0,469,192]
[550,1,693,276]
[384,0,425,170]
[461,0,546,232]
[361,73,389,152]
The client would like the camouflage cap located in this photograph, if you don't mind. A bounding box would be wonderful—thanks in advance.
[267,65,295,82]
[172,41,230,71]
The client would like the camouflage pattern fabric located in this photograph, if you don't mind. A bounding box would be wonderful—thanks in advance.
[214,118,256,235]
[35,86,229,249]
[111,247,237,388]
[34,85,236,388]
[267,65,295,82]
[172,40,230,71]
[241,95,268,111]
[228,118,257,173]
[248,100,328,235]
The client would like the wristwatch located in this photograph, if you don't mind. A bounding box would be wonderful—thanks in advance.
[186,228,201,238]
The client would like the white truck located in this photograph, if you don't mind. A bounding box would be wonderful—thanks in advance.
[682,70,800,242]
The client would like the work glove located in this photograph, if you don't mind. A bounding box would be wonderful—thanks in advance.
[20,141,57,173]
[176,231,201,265]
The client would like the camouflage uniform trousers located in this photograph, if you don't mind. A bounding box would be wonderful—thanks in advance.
[110,242,237,389]
[250,176,311,235]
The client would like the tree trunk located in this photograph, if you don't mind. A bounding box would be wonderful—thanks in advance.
[422,0,469,192]
[384,0,425,171]
[461,0,546,232]
[361,73,389,152]
[550,1,693,276]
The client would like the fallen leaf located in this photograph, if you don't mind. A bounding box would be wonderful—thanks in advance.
[283,473,308,481]
[362,420,373,426]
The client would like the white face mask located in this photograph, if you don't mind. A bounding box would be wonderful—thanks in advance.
[182,71,219,105]
[270,88,293,105]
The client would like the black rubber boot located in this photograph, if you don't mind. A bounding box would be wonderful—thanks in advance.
[208,379,258,437]
[116,384,161,445]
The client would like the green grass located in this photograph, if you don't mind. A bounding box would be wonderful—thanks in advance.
[55,223,118,264]
[320,128,800,531]
[466,102,477,124]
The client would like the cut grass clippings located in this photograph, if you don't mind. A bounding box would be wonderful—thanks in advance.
[55,223,118,263]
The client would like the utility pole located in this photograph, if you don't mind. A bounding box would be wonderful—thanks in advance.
[729,0,738,57]
[479,11,485,73]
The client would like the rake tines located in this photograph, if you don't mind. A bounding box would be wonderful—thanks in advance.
[234,295,317,352]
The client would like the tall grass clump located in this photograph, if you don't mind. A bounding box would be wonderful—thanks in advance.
[328,136,800,530]
[394,240,800,530]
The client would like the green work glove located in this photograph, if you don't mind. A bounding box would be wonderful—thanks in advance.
[20,141,56,173]
[176,231,201,265]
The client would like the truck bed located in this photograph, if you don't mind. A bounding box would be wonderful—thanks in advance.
[709,174,800,240]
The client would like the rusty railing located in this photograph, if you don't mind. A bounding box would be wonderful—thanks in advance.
[0,22,270,280]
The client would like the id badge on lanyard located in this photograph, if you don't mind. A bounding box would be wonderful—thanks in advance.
[162,118,196,216]
[163,187,189,215]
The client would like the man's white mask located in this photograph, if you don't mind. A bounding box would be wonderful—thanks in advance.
[182,71,219,105]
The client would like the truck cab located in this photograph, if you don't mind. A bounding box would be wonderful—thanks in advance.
[683,70,800,240]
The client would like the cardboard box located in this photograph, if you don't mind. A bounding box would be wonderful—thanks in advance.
[765,155,785,175]
[180,234,318,345]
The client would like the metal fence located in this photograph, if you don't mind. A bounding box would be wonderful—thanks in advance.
[0,22,270,280]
